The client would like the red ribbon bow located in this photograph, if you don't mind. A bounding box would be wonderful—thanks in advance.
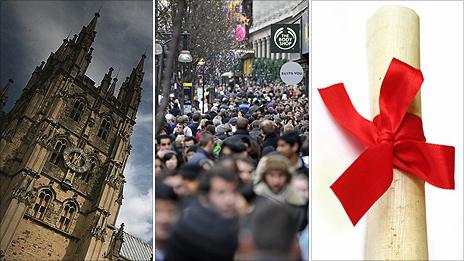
[318,58,455,226]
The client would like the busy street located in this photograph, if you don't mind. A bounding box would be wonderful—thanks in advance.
[155,0,309,260]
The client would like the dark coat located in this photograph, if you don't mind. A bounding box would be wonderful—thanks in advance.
[187,122,200,137]
[261,132,278,150]
[224,129,253,144]
[188,148,213,166]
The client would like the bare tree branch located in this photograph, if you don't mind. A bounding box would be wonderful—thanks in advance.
[155,0,186,136]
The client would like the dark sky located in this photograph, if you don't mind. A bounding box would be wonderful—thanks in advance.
[0,0,153,242]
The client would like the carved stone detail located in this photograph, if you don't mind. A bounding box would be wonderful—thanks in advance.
[36,122,57,149]
[11,170,39,206]
[91,210,110,241]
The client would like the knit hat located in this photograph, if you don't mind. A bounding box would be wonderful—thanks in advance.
[255,153,293,183]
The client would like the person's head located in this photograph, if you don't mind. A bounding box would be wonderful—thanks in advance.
[300,134,309,157]
[277,132,302,159]
[165,114,175,125]
[159,126,168,135]
[175,134,185,148]
[223,123,233,134]
[303,113,309,125]
[192,112,202,123]
[292,175,309,202]
[199,132,215,153]
[250,202,299,259]
[183,136,196,150]
[179,164,203,195]
[236,117,248,130]
[175,122,185,135]
[251,120,260,130]
[235,156,256,184]
[155,180,179,243]
[213,117,222,127]
[199,118,209,129]
[256,154,292,193]
[221,140,247,158]
[185,144,199,162]
[259,120,276,136]
[199,167,240,219]
[205,125,216,135]
[283,122,295,134]
[235,183,257,216]
[176,115,186,125]
[157,134,173,151]
[155,156,163,175]
[248,140,261,162]
[161,151,179,170]
[163,170,186,196]
[228,117,238,127]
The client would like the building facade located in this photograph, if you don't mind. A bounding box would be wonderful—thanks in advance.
[247,0,309,90]
[249,0,303,60]
[0,12,146,260]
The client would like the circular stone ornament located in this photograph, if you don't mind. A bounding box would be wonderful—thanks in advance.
[63,147,91,173]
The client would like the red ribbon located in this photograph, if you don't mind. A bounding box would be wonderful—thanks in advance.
[318,58,455,226]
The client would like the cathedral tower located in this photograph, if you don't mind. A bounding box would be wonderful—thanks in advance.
[0,12,145,260]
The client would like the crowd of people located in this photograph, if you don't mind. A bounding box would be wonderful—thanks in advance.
[155,80,310,261]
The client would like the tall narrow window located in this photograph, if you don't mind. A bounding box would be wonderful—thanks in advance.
[97,118,111,141]
[50,139,67,165]
[69,98,85,121]
[32,189,53,220]
[59,201,77,232]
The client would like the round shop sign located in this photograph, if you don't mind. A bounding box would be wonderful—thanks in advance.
[280,62,304,85]
[274,27,297,51]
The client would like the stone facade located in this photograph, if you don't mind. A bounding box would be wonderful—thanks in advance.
[0,11,145,261]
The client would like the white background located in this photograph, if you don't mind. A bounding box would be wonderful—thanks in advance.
[312,1,463,260]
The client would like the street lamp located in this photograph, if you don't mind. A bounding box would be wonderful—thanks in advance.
[155,40,163,110]
[178,31,192,114]
[198,58,206,113]
[178,50,193,63]
[157,31,192,113]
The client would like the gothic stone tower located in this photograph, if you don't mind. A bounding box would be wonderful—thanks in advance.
[0,12,145,260]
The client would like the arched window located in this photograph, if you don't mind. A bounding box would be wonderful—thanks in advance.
[32,189,53,220]
[97,118,111,141]
[69,98,85,121]
[81,157,97,182]
[50,139,67,165]
[58,201,77,232]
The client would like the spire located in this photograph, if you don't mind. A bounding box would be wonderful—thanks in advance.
[107,77,118,97]
[55,39,69,57]
[62,12,99,77]
[99,67,113,94]
[0,79,14,111]
[87,11,100,33]
[125,53,146,88]
[119,54,145,119]
[135,53,146,73]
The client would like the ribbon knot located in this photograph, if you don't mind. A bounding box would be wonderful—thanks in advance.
[318,58,455,226]
[377,129,395,144]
